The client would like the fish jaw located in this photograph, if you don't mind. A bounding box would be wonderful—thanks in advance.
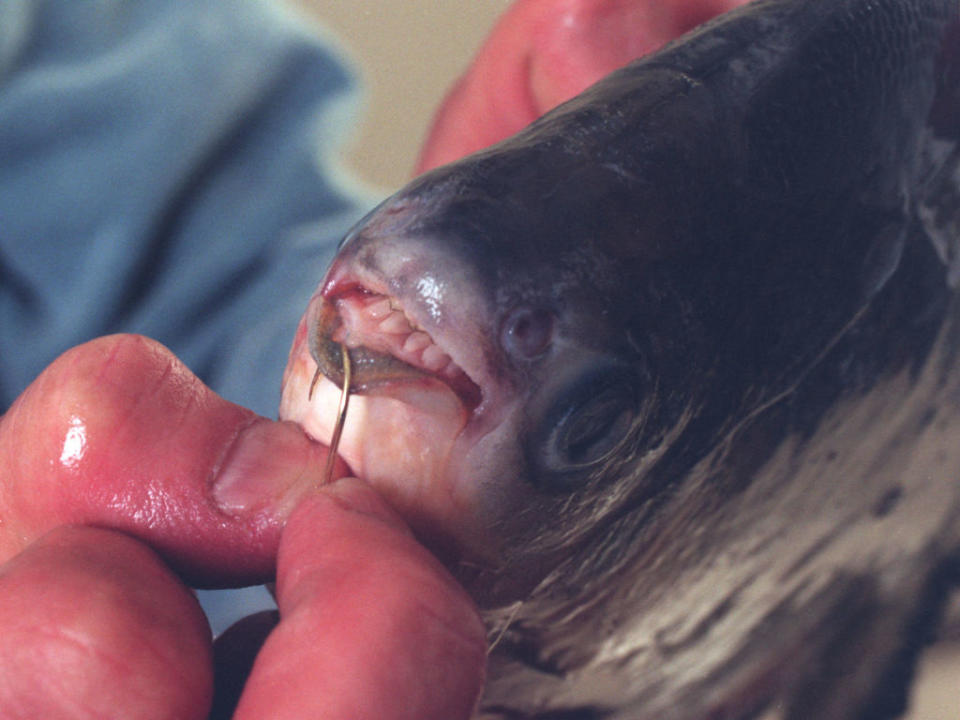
[278,230,522,566]
[280,330,484,559]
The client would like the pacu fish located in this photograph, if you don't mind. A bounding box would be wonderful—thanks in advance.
[280,0,960,717]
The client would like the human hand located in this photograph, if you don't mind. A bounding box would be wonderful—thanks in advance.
[0,335,486,719]
[416,0,751,173]
[0,2,750,717]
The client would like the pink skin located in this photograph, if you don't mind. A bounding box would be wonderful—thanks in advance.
[282,300,478,555]
[0,2,749,717]
[416,0,752,173]
[0,336,485,720]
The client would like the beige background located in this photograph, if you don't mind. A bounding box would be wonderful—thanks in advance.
[290,0,510,190]
[286,3,958,718]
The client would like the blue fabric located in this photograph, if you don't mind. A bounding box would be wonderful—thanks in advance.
[0,0,379,417]
[0,0,382,632]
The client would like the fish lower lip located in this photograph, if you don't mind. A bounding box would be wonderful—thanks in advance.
[307,289,482,408]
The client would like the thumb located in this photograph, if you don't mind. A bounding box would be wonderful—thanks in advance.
[0,334,348,585]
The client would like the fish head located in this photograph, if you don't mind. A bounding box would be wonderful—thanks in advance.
[280,0,952,599]
[280,0,960,715]
[280,68,733,605]
[280,22,922,601]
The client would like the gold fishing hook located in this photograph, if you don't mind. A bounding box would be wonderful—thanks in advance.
[320,343,352,485]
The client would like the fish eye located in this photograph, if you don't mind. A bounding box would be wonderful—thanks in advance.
[532,366,639,481]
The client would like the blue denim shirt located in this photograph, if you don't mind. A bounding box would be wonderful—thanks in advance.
[0,0,380,631]
[0,0,377,416]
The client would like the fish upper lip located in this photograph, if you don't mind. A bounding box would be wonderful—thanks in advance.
[321,257,390,301]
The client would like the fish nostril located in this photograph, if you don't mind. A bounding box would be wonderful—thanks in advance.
[500,306,555,360]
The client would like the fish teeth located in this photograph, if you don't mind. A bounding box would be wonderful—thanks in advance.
[379,311,412,335]
[403,331,432,354]
[364,297,393,319]
[342,292,463,379]
[421,344,451,372]
[442,360,461,379]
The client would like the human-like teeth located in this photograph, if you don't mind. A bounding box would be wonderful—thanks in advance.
[421,344,451,372]
[403,332,432,354]
[441,359,459,377]
[379,311,412,334]
[364,297,394,319]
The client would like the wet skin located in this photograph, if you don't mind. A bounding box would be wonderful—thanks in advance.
[281,1,960,718]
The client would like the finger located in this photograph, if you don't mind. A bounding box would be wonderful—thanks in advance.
[0,334,349,585]
[416,0,750,173]
[233,478,487,720]
[0,526,211,720]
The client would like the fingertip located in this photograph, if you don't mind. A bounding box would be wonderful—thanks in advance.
[317,476,413,532]
[0,333,251,565]
[210,419,342,518]
[416,0,750,174]
[233,481,487,720]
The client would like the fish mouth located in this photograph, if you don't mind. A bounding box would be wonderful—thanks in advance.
[279,262,498,563]
[308,277,483,411]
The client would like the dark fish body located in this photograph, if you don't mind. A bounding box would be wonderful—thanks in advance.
[281,0,960,717]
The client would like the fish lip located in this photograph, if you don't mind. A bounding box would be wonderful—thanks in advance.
[321,254,386,299]
[315,260,485,410]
